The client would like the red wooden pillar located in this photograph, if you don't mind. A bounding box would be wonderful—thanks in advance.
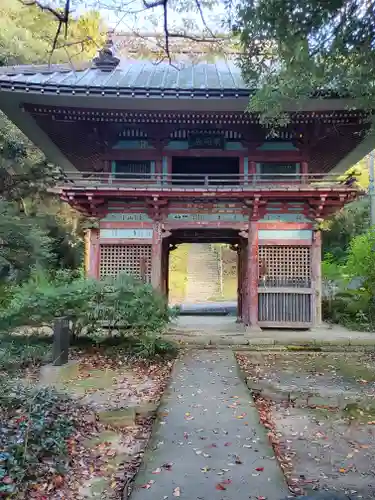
[249,160,256,185]
[247,221,261,330]
[87,228,100,279]
[237,246,242,322]
[165,247,170,298]
[160,240,169,296]
[241,239,249,325]
[301,161,309,183]
[311,229,322,328]
[155,158,162,184]
[151,221,163,290]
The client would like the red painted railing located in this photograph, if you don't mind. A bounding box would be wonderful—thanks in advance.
[56,172,360,190]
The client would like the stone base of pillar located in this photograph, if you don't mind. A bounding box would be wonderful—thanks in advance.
[244,325,262,335]
[309,322,332,331]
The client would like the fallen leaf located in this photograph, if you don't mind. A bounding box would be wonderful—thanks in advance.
[141,480,155,489]
[216,483,226,491]
[53,476,64,487]
[173,487,181,497]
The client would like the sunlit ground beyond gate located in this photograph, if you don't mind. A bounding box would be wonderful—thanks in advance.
[168,243,237,306]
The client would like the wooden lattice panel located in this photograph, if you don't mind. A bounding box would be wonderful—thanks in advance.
[258,246,311,287]
[100,244,151,282]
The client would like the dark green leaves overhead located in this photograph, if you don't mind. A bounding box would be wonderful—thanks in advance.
[238,0,375,124]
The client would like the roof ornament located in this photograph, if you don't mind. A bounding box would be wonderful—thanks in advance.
[93,32,120,71]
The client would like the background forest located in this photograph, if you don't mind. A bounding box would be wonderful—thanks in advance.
[0,1,106,291]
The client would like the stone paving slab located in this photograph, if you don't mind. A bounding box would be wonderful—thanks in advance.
[168,317,375,347]
[130,350,287,500]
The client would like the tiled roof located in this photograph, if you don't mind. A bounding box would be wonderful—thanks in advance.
[0,59,250,97]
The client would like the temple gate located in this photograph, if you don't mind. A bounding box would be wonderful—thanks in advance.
[0,44,368,330]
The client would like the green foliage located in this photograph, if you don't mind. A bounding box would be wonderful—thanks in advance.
[238,0,375,125]
[0,201,54,282]
[0,1,105,66]
[321,253,344,283]
[0,382,75,496]
[346,229,375,286]
[322,289,372,331]
[321,198,370,263]
[0,1,105,286]
[129,334,179,359]
[0,335,51,373]
[0,272,172,336]
[82,274,171,336]
[322,227,375,330]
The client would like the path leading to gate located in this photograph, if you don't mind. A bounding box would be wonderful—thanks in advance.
[130,350,287,500]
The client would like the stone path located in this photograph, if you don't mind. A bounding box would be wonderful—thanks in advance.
[130,350,287,500]
[168,316,375,346]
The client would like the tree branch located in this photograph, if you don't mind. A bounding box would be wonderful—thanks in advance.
[21,0,71,53]
[22,0,230,61]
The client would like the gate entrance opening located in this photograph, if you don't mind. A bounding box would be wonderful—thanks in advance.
[162,229,243,321]
[168,243,238,307]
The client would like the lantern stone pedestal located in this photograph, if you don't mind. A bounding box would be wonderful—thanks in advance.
[40,317,77,385]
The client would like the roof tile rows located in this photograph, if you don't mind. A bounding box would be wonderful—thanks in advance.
[0,59,249,95]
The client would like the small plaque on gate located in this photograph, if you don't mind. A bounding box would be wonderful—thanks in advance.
[100,229,153,239]
[188,134,224,149]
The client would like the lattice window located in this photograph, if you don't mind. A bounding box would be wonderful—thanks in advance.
[258,246,311,288]
[100,245,152,282]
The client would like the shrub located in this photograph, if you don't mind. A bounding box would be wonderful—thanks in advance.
[0,272,172,337]
[322,229,375,331]
[346,229,375,282]
[81,274,171,336]
[322,289,371,331]
[0,270,97,331]
[130,333,179,359]
[0,382,76,497]
[0,335,51,372]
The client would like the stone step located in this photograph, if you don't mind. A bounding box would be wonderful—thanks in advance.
[185,243,220,303]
